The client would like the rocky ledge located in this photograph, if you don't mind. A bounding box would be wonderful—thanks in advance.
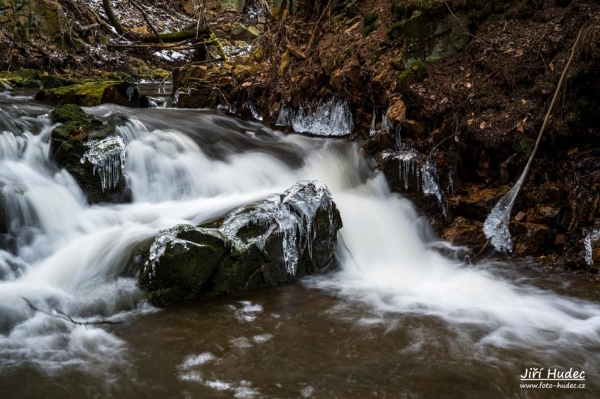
[138,180,343,305]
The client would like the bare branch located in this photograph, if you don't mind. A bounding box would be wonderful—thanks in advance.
[22,297,123,326]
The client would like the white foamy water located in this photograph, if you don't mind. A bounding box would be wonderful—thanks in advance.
[1,101,600,382]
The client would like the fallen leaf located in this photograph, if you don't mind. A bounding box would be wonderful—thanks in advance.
[465,72,471,78]
[467,118,475,126]
[241,82,252,87]
[515,49,524,57]
[517,123,524,133]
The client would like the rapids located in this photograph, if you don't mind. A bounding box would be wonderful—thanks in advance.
[0,89,599,398]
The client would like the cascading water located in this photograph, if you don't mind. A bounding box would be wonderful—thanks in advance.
[1,91,600,397]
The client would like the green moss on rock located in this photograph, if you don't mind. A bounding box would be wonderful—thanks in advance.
[35,80,140,107]
[51,104,88,124]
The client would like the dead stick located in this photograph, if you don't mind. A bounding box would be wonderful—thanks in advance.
[476,27,584,258]
[22,297,122,326]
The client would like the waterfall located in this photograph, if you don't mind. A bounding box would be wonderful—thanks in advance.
[2,97,600,381]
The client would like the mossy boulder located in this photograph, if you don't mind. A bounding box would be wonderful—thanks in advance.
[138,181,343,306]
[139,225,231,305]
[49,104,129,204]
[36,81,141,107]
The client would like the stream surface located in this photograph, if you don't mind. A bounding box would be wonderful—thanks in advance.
[0,87,599,398]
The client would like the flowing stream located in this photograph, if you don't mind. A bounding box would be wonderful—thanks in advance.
[0,88,599,398]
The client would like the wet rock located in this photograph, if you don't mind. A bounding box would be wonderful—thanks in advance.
[530,206,561,226]
[512,222,551,257]
[442,217,486,249]
[386,97,407,125]
[139,225,231,305]
[380,149,425,194]
[523,182,567,206]
[36,81,140,107]
[49,104,128,204]
[400,8,471,67]
[379,148,445,216]
[138,181,343,305]
[449,186,509,221]
[400,118,428,140]
[231,22,260,41]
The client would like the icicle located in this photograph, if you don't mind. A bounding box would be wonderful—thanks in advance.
[275,106,292,126]
[483,169,528,253]
[369,110,377,136]
[80,136,126,191]
[421,159,446,217]
[243,101,263,121]
[381,111,391,133]
[584,228,600,265]
[393,124,402,150]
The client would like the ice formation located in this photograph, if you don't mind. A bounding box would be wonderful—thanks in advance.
[276,99,354,136]
[369,110,391,137]
[220,180,335,275]
[80,136,126,191]
[381,149,446,216]
[381,112,391,133]
[584,228,600,265]
[483,170,528,253]
[243,101,263,121]
[369,110,377,136]
[275,105,292,126]
[143,224,212,282]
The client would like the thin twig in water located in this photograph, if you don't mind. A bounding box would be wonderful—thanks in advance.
[22,297,122,326]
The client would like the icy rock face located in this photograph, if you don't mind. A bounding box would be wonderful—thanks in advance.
[276,99,353,136]
[138,181,342,305]
[584,228,600,265]
[220,180,341,276]
[80,137,126,191]
[381,149,446,216]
